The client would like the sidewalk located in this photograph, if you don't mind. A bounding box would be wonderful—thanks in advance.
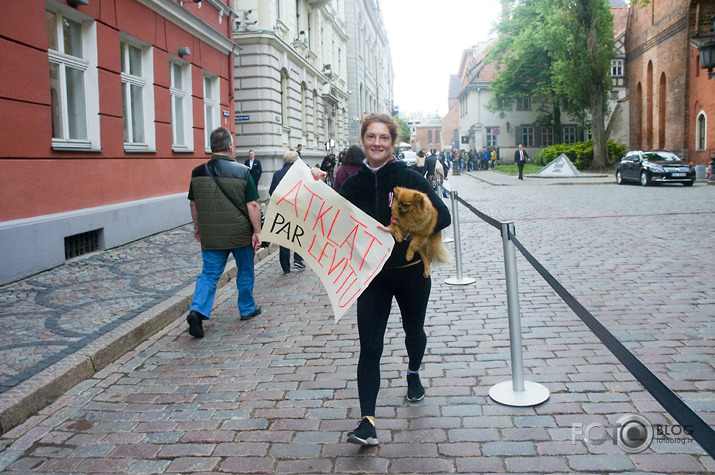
[0,174,712,473]
[459,169,614,186]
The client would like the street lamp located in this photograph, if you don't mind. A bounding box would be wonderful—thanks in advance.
[697,15,715,79]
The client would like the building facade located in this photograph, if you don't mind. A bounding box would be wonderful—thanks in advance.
[626,0,715,164]
[0,0,237,284]
[344,0,394,144]
[409,117,444,153]
[231,0,350,196]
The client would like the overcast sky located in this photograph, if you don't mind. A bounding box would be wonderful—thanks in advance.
[379,0,503,118]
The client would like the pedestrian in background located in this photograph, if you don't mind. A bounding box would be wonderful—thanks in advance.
[269,150,306,274]
[339,112,451,446]
[415,149,426,175]
[490,148,497,169]
[244,149,262,185]
[296,144,303,158]
[320,153,337,187]
[333,145,365,191]
[187,127,262,338]
[514,143,529,180]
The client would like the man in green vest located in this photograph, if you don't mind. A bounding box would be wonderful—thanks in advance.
[186,127,263,338]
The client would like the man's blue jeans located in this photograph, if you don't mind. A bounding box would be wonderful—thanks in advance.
[190,246,256,319]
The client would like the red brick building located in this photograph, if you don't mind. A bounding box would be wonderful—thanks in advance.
[0,0,237,284]
[626,0,715,164]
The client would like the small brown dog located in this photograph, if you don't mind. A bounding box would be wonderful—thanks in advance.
[388,187,450,277]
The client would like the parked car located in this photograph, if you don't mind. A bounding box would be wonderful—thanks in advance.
[615,151,696,187]
[398,151,417,167]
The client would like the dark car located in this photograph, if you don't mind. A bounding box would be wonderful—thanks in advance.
[615,151,696,187]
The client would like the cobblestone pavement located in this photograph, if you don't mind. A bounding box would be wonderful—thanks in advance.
[0,172,713,473]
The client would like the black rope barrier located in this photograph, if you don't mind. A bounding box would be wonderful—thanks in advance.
[454,196,715,458]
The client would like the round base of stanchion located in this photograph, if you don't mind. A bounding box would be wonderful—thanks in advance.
[444,276,476,285]
[489,380,550,407]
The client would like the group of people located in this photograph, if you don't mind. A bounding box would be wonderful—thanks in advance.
[186,114,451,446]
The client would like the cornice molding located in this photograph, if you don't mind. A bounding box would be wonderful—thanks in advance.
[136,0,237,54]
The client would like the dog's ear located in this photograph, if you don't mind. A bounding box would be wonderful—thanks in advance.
[393,186,403,197]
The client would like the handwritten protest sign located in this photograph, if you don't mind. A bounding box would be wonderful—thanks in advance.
[260,158,394,322]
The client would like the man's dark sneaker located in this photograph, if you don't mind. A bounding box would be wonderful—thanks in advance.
[293,261,306,269]
[407,373,425,402]
[240,305,262,321]
[187,310,204,338]
[347,418,378,446]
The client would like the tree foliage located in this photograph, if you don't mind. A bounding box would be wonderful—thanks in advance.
[486,0,618,169]
[394,115,411,144]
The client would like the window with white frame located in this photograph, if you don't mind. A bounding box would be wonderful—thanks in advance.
[521,126,534,146]
[611,59,624,77]
[541,126,554,146]
[313,91,319,138]
[563,125,577,144]
[120,37,154,151]
[516,95,531,111]
[46,5,100,150]
[170,60,193,151]
[203,73,220,152]
[486,127,497,147]
[696,112,706,151]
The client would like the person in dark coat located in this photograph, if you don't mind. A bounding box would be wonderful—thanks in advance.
[269,150,305,274]
[514,144,529,180]
[244,149,262,185]
[333,145,365,191]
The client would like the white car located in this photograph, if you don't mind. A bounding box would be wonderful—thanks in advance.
[398,151,417,167]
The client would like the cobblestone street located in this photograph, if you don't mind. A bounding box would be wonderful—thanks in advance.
[0,173,713,473]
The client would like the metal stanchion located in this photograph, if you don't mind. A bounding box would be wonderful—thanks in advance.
[489,222,550,406]
[444,185,475,286]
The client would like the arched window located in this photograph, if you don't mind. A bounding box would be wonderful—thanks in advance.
[301,82,307,133]
[313,90,319,138]
[636,82,643,150]
[696,112,707,151]
[646,61,653,149]
[280,69,289,126]
[658,72,666,149]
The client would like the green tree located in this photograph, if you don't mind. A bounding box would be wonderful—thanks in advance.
[487,0,621,169]
[394,115,411,144]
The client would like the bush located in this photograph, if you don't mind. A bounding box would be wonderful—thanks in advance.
[533,140,628,170]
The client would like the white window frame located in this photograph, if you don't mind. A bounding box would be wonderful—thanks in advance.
[563,125,577,144]
[521,126,535,146]
[696,111,707,151]
[46,2,100,151]
[170,59,193,152]
[120,35,155,152]
[203,73,220,153]
[516,95,531,111]
[486,127,497,147]
[611,59,624,77]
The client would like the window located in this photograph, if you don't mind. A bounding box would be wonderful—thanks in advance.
[486,127,497,147]
[428,130,433,144]
[170,61,193,151]
[203,74,220,152]
[313,90,319,138]
[541,126,554,146]
[46,6,100,150]
[563,125,577,144]
[611,59,624,77]
[516,95,531,111]
[280,70,288,126]
[435,130,440,145]
[696,112,707,151]
[301,82,307,133]
[521,126,534,146]
[120,38,154,151]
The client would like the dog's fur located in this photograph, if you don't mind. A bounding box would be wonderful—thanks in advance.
[388,187,450,277]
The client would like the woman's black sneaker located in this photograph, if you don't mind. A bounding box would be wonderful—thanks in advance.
[346,418,378,445]
[407,373,425,402]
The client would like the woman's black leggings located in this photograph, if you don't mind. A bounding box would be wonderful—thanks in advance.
[356,262,431,417]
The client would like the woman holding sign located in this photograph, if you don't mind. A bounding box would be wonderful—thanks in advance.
[338,113,451,446]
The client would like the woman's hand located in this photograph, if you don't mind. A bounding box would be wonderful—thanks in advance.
[311,167,327,181]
